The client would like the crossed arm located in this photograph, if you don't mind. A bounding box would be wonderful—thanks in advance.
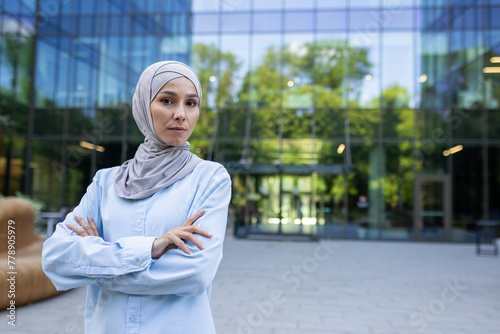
[67,210,211,259]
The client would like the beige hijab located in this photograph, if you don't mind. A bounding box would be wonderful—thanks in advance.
[114,61,202,200]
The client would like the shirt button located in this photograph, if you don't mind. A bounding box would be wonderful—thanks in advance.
[136,260,141,266]
[131,317,135,321]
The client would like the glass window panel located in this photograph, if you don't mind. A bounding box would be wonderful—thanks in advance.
[95,108,126,137]
[253,0,282,11]
[3,1,20,14]
[162,14,189,34]
[382,0,413,6]
[161,35,189,60]
[452,6,475,29]
[78,16,94,35]
[193,13,219,33]
[490,7,500,28]
[160,0,190,13]
[419,7,449,31]
[108,15,124,35]
[315,109,345,141]
[420,32,448,88]
[72,60,93,108]
[383,109,415,139]
[285,12,314,32]
[31,140,66,211]
[350,0,379,7]
[222,0,250,11]
[317,0,347,9]
[0,34,14,93]
[381,142,414,240]
[253,12,281,33]
[34,109,64,135]
[383,9,413,30]
[251,34,282,108]
[416,109,448,140]
[192,0,219,12]
[191,34,219,108]
[285,0,314,10]
[220,34,250,107]
[317,11,347,31]
[315,33,348,108]
[349,10,381,33]
[96,140,125,171]
[488,148,500,228]
[222,13,250,33]
[451,109,483,139]
[452,144,483,230]
[129,36,146,74]
[64,139,95,207]
[281,109,313,139]
[381,32,414,109]
[67,108,95,136]
[349,109,379,139]
[35,40,57,106]
[250,109,280,163]
[348,30,380,108]
[348,143,378,239]
[60,16,76,35]
[22,0,36,12]
[216,108,246,161]
[80,0,98,14]
[56,52,70,107]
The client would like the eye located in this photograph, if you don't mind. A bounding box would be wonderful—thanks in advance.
[187,100,198,107]
[161,98,173,105]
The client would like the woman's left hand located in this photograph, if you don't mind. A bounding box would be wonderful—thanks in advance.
[67,215,100,237]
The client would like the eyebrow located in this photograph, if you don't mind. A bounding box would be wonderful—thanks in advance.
[157,90,199,99]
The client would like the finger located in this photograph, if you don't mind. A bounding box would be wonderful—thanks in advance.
[74,215,93,235]
[87,215,100,236]
[67,223,89,237]
[171,235,192,254]
[188,225,213,238]
[184,234,206,250]
[182,210,205,226]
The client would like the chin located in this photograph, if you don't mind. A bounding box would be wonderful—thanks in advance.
[162,138,187,147]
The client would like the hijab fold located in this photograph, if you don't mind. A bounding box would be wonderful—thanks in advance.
[114,61,202,200]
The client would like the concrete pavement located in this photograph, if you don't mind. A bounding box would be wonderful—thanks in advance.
[2,237,500,333]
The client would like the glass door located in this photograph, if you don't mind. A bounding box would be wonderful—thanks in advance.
[413,174,451,241]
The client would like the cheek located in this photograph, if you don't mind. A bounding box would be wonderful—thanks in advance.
[190,112,200,125]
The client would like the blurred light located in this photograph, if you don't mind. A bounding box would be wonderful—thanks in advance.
[443,145,463,156]
[483,67,500,73]
[365,74,372,81]
[287,80,294,87]
[419,74,428,83]
[195,147,201,154]
[77,84,84,90]
[209,76,216,82]
[337,143,345,154]
[80,141,105,152]
[490,57,500,63]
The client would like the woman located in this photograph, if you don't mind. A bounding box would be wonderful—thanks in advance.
[42,61,231,333]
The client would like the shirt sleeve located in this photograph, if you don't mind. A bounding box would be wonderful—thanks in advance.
[42,170,157,291]
[94,166,232,296]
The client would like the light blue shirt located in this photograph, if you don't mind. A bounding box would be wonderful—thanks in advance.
[42,160,231,334]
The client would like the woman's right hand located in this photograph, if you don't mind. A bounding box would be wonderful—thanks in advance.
[151,210,212,259]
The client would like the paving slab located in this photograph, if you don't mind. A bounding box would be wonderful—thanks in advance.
[2,237,499,333]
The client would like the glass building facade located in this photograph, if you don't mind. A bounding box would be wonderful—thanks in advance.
[1,0,499,242]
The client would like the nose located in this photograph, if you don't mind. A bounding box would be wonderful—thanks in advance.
[173,105,186,121]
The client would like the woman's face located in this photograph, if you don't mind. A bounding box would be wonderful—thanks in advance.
[150,77,200,146]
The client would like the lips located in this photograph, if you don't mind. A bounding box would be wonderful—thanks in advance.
[168,126,186,133]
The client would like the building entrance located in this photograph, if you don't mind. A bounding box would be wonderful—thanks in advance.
[413,174,452,241]
[228,163,346,239]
